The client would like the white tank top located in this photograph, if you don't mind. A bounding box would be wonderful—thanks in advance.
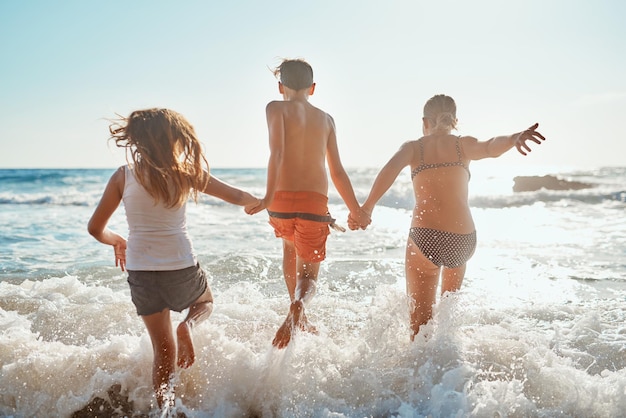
[123,165,196,271]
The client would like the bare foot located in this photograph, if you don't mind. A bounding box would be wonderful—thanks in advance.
[299,311,318,335]
[272,300,304,349]
[176,322,195,368]
[156,382,175,411]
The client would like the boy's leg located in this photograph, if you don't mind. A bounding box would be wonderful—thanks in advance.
[405,239,440,340]
[282,239,297,301]
[141,309,176,408]
[177,286,214,368]
[294,257,320,303]
[273,257,320,349]
[294,257,320,333]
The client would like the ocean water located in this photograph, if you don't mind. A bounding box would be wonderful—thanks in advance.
[1,166,625,417]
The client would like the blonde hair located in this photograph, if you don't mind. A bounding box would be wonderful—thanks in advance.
[423,94,458,132]
[109,108,209,207]
[272,58,314,90]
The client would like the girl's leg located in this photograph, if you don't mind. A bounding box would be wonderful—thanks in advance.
[441,265,466,295]
[141,309,176,408]
[177,286,214,368]
[405,238,440,340]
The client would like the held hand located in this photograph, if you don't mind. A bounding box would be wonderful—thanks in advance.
[245,198,266,215]
[514,123,546,156]
[347,214,360,230]
[348,208,372,230]
[359,207,373,230]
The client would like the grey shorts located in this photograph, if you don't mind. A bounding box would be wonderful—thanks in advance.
[127,263,208,316]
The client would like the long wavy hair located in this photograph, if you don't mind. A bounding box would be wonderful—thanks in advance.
[109,108,209,207]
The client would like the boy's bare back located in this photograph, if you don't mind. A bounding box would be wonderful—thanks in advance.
[247,58,365,225]
[265,98,335,196]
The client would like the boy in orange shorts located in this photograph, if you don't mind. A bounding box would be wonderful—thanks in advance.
[246,58,370,348]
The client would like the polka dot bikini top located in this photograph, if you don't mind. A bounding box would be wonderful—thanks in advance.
[411,136,471,180]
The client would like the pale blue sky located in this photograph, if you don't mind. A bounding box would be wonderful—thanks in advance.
[1,0,625,169]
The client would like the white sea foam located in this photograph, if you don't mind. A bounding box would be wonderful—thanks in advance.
[1,167,625,416]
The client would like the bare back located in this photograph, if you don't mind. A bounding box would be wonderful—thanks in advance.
[409,134,475,233]
[266,99,334,195]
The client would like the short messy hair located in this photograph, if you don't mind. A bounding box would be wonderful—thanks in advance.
[108,108,209,208]
[272,59,314,91]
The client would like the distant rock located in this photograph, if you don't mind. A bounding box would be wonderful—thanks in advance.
[513,175,593,192]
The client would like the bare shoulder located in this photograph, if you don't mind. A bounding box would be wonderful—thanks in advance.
[324,111,336,129]
[458,135,482,160]
[398,138,421,152]
[306,104,336,135]
[459,135,479,148]
[110,165,126,190]
[401,139,420,157]
[265,100,287,113]
[112,165,125,180]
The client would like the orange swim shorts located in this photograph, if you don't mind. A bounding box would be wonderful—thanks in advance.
[267,191,332,262]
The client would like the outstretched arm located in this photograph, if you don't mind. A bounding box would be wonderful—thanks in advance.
[463,123,546,160]
[360,141,414,220]
[87,167,127,271]
[512,123,546,156]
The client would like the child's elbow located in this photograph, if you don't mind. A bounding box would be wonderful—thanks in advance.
[87,220,101,239]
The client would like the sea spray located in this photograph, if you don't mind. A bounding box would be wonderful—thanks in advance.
[2,167,626,416]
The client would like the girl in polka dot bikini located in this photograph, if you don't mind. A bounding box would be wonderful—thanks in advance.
[349,94,545,340]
